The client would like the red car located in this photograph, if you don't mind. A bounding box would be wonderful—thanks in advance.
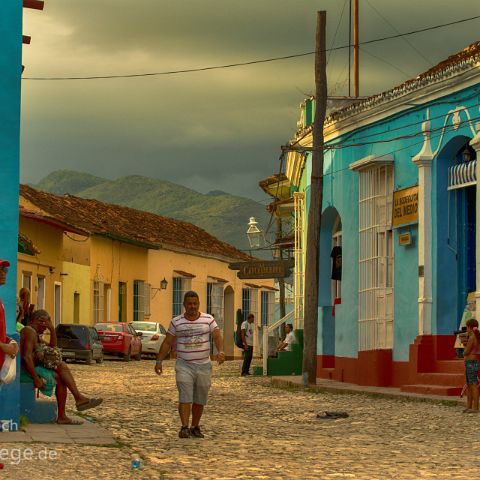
[94,322,142,361]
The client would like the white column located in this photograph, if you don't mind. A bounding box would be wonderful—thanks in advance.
[413,120,434,335]
[470,131,480,307]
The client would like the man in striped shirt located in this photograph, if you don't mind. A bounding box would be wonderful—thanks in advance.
[154,290,225,438]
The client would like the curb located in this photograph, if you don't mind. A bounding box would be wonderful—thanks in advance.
[270,378,464,407]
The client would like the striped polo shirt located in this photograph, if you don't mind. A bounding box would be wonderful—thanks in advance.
[168,312,218,364]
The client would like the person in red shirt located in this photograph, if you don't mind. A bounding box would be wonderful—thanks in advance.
[0,259,19,370]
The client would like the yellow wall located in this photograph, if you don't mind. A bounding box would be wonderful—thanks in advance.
[62,232,90,266]
[17,217,64,319]
[89,237,149,324]
[147,248,275,358]
[61,261,91,325]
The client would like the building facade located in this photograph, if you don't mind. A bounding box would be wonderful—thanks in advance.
[0,0,23,424]
[287,42,480,394]
[19,185,276,359]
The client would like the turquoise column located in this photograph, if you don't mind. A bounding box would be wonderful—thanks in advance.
[0,0,23,425]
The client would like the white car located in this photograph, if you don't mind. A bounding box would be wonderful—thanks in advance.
[130,321,167,356]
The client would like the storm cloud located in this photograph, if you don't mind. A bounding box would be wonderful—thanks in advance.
[21,0,480,200]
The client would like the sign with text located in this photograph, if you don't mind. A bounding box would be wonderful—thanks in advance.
[392,186,418,228]
[229,259,294,279]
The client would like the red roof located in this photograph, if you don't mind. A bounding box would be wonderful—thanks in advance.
[20,185,250,262]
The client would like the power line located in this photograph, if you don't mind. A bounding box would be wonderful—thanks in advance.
[327,0,349,66]
[365,0,434,67]
[361,46,412,79]
[22,15,480,81]
[324,116,478,178]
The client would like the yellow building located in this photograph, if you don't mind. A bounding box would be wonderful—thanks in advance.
[17,206,86,323]
[19,185,276,358]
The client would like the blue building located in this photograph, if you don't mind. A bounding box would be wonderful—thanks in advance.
[0,0,23,424]
[286,42,480,394]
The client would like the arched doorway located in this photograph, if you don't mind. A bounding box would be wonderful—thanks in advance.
[318,206,342,367]
[435,135,476,334]
[223,286,235,359]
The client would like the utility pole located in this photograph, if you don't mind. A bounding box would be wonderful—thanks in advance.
[353,0,359,97]
[302,11,327,385]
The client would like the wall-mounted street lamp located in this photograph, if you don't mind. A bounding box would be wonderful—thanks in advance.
[151,278,168,299]
[246,217,264,249]
[463,146,472,162]
[462,145,474,163]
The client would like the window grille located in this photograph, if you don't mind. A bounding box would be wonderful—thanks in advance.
[133,280,145,321]
[207,282,224,329]
[144,283,151,317]
[93,281,104,323]
[261,290,275,326]
[358,164,394,351]
[172,277,192,317]
[242,288,251,320]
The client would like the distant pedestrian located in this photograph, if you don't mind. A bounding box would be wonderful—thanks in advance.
[276,324,297,352]
[154,291,225,438]
[240,313,254,376]
[19,287,33,326]
[462,318,480,413]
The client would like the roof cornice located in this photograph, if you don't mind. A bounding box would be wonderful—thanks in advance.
[291,57,480,147]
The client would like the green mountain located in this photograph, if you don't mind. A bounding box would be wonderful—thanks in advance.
[34,170,273,255]
[36,170,106,195]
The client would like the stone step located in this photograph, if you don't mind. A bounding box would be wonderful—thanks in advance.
[416,372,464,386]
[433,360,465,374]
[400,384,463,396]
[317,368,335,380]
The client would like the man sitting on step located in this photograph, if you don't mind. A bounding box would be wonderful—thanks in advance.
[276,324,297,352]
[21,309,103,424]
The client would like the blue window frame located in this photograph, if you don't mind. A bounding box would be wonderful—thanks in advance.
[242,288,250,320]
[173,277,183,317]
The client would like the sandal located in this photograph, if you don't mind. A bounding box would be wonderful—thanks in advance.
[76,397,103,412]
[317,411,349,420]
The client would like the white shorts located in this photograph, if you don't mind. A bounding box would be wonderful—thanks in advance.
[175,358,212,405]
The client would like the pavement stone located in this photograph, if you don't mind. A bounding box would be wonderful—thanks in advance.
[0,358,477,479]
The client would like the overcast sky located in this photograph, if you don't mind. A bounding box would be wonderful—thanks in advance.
[21,0,479,201]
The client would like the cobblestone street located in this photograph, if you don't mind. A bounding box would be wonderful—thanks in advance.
[1,358,478,479]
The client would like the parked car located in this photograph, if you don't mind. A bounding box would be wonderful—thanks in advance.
[130,321,167,357]
[56,324,104,365]
[94,322,142,361]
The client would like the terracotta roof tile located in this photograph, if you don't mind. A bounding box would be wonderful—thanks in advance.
[20,185,251,262]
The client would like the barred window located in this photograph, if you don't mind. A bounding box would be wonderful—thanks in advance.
[93,281,104,323]
[172,277,192,317]
[261,290,275,326]
[133,280,145,322]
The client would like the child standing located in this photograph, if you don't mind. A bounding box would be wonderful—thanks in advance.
[463,318,480,413]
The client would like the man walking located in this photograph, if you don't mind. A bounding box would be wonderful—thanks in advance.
[154,291,224,438]
[240,313,254,376]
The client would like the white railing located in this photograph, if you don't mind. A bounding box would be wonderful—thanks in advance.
[262,310,294,375]
[293,192,305,330]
